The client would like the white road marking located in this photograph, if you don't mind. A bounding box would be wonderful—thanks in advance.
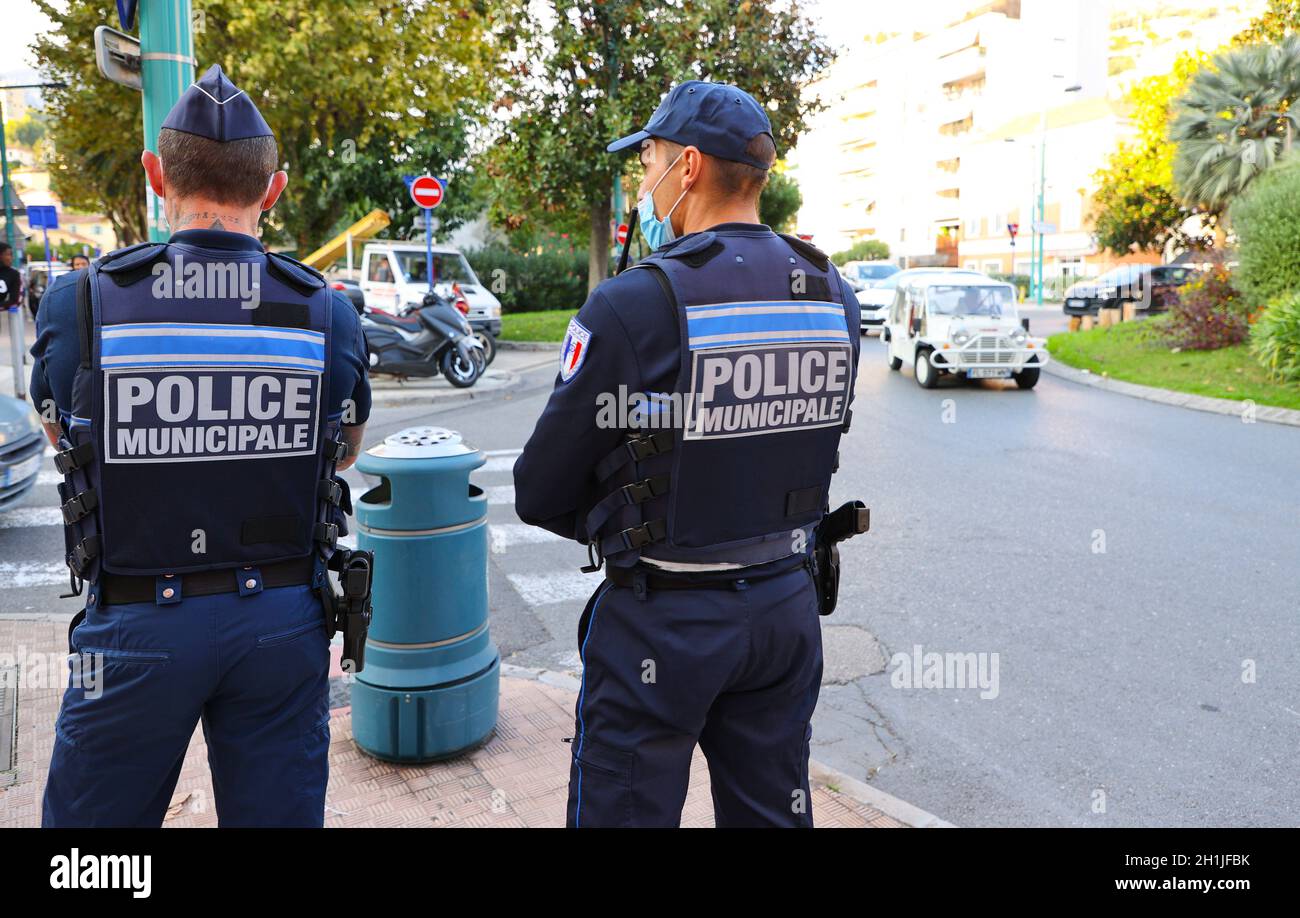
[483,448,522,457]
[489,523,563,554]
[506,571,600,606]
[37,470,61,486]
[0,561,72,588]
[480,455,517,473]
[486,485,515,505]
[0,507,62,529]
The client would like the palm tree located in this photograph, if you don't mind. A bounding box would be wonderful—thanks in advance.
[1170,35,1300,216]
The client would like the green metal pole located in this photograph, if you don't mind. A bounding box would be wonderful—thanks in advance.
[139,0,195,242]
[1035,119,1046,306]
[0,96,14,253]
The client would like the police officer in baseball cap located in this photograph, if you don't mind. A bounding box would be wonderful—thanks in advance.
[33,65,372,826]
[515,81,863,827]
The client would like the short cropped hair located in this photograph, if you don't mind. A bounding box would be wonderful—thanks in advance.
[711,133,777,199]
[157,127,279,206]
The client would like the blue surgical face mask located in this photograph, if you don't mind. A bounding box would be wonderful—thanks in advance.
[638,151,689,250]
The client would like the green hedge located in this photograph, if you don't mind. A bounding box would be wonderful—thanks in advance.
[1229,155,1300,307]
[1250,293,1300,382]
[465,242,588,314]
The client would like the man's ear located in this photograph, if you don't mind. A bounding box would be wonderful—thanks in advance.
[141,150,166,199]
[680,146,704,191]
[260,170,289,212]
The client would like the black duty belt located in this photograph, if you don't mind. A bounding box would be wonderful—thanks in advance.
[605,557,805,592]
[96,556,316,607]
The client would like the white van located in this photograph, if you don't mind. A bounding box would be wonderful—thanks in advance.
[882,273,1048,389]
[358,241,502,337]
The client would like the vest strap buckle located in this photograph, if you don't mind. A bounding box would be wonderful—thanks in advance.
[69,534,101,576]
[318,479,344,505]
[324,439,348,462]
[60,489,99,525]
[621,475,670,505]
[314,521,339,549]
[613,518,667,552]
[54,442,95,475]
[627,432,671,462]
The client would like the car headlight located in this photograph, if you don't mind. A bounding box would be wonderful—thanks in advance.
[1010,327,1028,345]
[952,326,971,345]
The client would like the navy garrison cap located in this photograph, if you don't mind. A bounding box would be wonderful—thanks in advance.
[606,81,774,169]
[160,64,273,142]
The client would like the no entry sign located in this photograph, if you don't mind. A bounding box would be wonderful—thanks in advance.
[615,223,628,246]
[410,175,444,209]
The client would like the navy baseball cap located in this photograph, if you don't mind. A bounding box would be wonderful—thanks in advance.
[607,81,774,169]
[161,64,273,142]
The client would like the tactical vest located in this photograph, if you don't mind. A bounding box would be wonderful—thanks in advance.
[54,241,349,583]
[586,229,855,570]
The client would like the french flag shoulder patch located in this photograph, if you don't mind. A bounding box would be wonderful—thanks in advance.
[559,317,592,383]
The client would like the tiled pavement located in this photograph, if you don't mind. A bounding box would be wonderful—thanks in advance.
[0,619,904,828]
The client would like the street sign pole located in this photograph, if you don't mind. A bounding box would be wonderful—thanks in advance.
[425,208,433,292]
[139,0,195,241]
[0,95,13,253]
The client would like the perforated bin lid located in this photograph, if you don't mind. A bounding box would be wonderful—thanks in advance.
[365,426,479,460]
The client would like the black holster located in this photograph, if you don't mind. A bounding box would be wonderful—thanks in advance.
[812,500,870,616]
[322,549,375,673]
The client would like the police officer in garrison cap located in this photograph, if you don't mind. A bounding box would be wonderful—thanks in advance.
[514,81,864,827]
[32,64,373,827]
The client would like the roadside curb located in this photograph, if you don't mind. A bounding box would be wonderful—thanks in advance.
[498,340,561,352]
[1043,360,1300,428]
[499,661,955,828]
[367,368,522,409]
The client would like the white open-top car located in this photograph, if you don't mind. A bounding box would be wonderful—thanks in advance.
[882,273,1049,389]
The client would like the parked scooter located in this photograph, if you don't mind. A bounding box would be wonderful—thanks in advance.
[361,288,485,387]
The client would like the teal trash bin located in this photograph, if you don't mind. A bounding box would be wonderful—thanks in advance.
[350,426,499,762]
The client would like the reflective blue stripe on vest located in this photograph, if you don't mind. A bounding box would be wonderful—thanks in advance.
[101,323,326,370]
[685,300,850,349]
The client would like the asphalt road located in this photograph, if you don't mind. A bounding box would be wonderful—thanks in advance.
[3,304,1296,827]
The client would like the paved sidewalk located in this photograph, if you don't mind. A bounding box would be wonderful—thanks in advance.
[0,619,905,828]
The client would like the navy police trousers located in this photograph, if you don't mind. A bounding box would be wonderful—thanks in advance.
[567,564,824,828]
[42,584,331,827]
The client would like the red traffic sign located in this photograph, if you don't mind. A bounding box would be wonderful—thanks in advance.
[615,223,629,246]
[410,175,444,209]
[1007,222,1019,239]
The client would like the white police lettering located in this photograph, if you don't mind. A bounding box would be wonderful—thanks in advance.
[685,343,851,440]
[103,368,319,463]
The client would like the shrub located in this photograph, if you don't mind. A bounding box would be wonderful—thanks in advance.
[465,241,588,314]
[1163,267,1253,350]
[990,273,1030,298]
[1250,293,1300,382]
[1228,155,1300,307]
[831,239,890,267]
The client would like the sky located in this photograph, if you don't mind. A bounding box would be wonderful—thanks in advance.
[0,1,55,80]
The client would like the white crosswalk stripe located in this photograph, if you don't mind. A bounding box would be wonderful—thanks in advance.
[485,485,515,505]
[489,523,563,554]
[506,570,600,606]
[0,506,62,529]
[0,561,71,588]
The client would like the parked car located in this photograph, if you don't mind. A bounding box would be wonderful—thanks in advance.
[357,240,502,339]
[841,260,900,290]
[1063,264,1202,317]
[0,395,45,512]
[857,267,988,334]
[882,274,1049,389]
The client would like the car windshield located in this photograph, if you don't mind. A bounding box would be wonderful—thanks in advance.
[927,284,1017,318]
[854,264,898,282]
[395,251,476,285]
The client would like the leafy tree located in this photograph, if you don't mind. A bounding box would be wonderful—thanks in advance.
[32,0,150,245]
[830,239,889,266]
[1090,51,1208,256]
[487,0,835,293]
[1233,0,1300,45]
[1170,36,1300,215]
[32,0,514,253]
[7,115,48,150]
[758,168,801,233]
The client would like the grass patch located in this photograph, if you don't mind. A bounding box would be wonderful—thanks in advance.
[500,309,576,342]
[1047,319,1300,411]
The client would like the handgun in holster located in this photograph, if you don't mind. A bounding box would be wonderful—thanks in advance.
[812,500,870,616]
[323,549,375,673]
